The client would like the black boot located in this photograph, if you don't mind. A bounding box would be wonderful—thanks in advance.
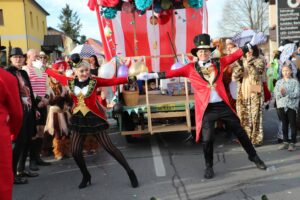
[127,169,138,188]
[202,142,214,179]
[78,172,91,189]
[36,138,51,166]
[29,139,39,171]
[249,155,267,170]
[204,167,214,179]
[29,160,39,171]
[14,176,28,184]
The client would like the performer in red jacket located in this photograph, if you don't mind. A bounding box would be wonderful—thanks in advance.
[45,54,138,189]
[0,68,23,200]
[137,33,267,179]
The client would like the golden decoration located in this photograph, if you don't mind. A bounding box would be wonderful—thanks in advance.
[73,92,90,116]
[128,61,148,76]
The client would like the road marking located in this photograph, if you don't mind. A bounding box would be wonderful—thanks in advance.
[150,137,166,177]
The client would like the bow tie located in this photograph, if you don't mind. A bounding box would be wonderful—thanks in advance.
[199,60,211,67]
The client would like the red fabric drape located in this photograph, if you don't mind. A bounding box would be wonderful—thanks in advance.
[87,0,97,11]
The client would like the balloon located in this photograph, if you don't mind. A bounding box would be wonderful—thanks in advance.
[153,2,162,13]
[117,65,129,77]
[171,62,184,70]
[158,10,172,25]
[161,0,172,10]
[128,61,148,76]
[150,16,158,25]
[122,2,134,13]
[99,61,116,78]
[183,0,190,8]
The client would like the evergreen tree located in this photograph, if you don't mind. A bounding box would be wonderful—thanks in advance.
[58,4,82,42]
[79,35,87,44]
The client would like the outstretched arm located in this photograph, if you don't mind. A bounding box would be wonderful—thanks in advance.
[95,76,135,87]
[45,68,71,86]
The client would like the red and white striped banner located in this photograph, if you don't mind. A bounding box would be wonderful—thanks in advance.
[99,6,208,72]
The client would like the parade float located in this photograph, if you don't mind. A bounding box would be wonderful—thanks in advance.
[87,0,208,142]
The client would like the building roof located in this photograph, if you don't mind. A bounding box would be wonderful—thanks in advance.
[32,0,49,16]
[47,27,64,34]
[43,35,63,46]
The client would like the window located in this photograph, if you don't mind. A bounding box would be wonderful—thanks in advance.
[36,16,39,30]
[30,11,33,28]
[0,9,4,26]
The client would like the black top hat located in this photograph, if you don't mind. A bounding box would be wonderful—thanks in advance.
[10,47,24,57]
[191,34,215,56]
[70,53,90,69]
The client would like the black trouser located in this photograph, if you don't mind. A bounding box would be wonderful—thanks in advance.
[201,102,257,168]
[277,108,297,143]
[71,132,132,178]
[12,110,34,174]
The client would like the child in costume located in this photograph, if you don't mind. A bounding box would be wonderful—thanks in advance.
[44,60,72,160]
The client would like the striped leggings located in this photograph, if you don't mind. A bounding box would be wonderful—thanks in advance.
[71,132,132,177]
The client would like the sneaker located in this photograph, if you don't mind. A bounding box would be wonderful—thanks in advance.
[288,143,296,151]
[278,142,289,150]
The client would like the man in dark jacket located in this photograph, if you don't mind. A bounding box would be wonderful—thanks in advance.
[6,47,39,184]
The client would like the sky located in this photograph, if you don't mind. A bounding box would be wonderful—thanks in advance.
[36,0,227,41]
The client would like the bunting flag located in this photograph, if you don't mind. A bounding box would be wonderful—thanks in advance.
[98,6,208,72]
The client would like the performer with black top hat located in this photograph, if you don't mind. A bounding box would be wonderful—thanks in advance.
[137,33,267,179]
[44,53,139,189]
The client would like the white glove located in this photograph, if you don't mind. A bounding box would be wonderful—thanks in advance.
[250,32,266,46]
[136,72,159,80]
[65,69,74,77]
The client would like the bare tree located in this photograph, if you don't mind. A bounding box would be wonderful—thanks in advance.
[218,0,269,37]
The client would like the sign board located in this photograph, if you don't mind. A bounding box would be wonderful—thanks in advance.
[277,0,300,45]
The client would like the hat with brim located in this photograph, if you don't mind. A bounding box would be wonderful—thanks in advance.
[10,47,25,57]
[191,46,215,57]
[191,33,215,56]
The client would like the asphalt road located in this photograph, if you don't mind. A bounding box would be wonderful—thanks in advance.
[13,108,300,200]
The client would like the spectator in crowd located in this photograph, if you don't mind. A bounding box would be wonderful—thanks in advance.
[274,62,300,151]
[6,47,39,184]
[23,49,51,170]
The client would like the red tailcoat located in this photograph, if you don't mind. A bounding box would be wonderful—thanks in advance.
[165,49,244,142]
[0,68,23,200]
[46,69,128,122]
